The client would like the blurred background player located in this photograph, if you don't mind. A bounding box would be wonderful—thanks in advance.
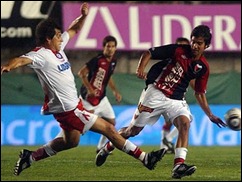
[78,35,122,153]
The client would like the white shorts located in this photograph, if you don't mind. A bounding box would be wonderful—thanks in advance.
[131,84,193,127]
[79,95,115,119]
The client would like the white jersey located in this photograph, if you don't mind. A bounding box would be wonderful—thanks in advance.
[22,32,79,115]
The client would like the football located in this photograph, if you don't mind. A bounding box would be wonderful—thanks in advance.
[224,108,241,131]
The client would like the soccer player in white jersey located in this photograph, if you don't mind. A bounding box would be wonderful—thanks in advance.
[1,2,166,176]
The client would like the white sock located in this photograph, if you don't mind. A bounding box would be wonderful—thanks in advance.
[160,130,169,148]
[166,127,178,142]
[43,144,57,156]
[122,140,136,153]
[97,135,108,150]
[122,140,146,162]
[174,147,188,160]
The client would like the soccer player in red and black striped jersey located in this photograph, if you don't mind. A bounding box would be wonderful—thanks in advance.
[95,25,227,179]
[78,35,122,153]
[153,37,190,153]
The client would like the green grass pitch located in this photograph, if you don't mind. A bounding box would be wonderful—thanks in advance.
[1,145,241,181]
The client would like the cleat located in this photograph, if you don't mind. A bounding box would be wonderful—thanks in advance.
[96,149,112,155]
[172,163,197,179]
[14,149,32,176]
[144,148,166,170]
[95,148,110,167]
[162,137,175,154]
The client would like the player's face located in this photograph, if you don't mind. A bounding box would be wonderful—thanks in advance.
[190,36,207,59]
[103,41,117,59]
[49,29,63,52]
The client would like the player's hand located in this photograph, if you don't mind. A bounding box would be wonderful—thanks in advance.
[81,2,88,16]
[114,92,122,103]
[1,66,10,75]
[209,114,227,128]
[136,68,147,80]
[87,89,96,98]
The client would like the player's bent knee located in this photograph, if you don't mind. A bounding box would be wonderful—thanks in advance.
[104,123,116,134]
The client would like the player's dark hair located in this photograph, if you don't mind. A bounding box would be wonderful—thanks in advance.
[102,35,117,47]
[190,25,212,47]
[35,18,62,46]
[175,37,189,44]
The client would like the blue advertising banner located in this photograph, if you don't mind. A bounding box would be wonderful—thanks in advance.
[1,104,241,146]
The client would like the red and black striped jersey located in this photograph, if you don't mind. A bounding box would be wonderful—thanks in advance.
[148,44,209,100]
[80,54,117,102]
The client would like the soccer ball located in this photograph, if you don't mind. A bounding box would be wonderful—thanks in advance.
[224,108,241,131]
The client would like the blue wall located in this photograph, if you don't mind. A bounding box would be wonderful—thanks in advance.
[1,104,241,146]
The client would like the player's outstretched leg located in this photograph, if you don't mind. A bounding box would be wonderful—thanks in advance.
[96,147,167,170]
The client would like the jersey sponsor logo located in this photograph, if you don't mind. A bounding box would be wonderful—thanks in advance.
[93,67,105,90]
[57,62,71,72]
[162,62,184,89]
